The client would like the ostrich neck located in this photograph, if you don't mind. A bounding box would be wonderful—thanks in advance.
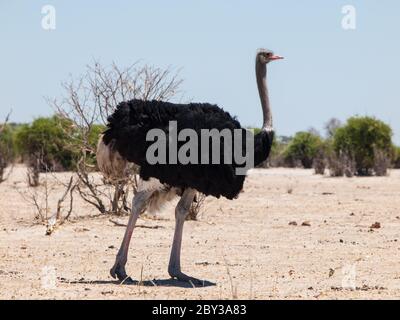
[255,60,272,131]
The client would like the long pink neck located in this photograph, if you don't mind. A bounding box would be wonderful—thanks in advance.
[255,59,272,131]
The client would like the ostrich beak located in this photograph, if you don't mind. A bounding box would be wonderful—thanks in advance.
[270,55,284,60]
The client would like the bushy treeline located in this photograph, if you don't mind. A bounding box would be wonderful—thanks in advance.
[1,115,399,180]
[265,116,400,176]
[0,115,105,175]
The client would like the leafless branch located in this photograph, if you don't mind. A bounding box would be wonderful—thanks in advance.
[187,193,207,221]
[56,176,75,220]
[15,169,77,235]
[46,176,77,235]
[47,60,183,216]
[0,111,11,132]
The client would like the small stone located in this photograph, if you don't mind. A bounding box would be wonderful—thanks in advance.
[370,222,381,229]
[101,290,114,295]
[301,221,311,227]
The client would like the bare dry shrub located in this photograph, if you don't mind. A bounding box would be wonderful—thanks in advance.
[329,148,389,177]
[325,118,342,139]
[49,60,184,215]
[268,152,298,168]
[16,171,76,235]
[373,148,391,176]
[328,151,355,177]
[187,193,206,221]
[328,155,344,177]
[313,149,326,175]
[26,152,42,187]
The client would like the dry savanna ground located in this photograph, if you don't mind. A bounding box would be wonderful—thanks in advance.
[0,165,400,299]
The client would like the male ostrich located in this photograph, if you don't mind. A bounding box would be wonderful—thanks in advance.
[97,49,283,284]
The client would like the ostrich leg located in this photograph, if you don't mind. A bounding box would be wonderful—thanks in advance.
[168,188,202,284]
[110,190,152,283]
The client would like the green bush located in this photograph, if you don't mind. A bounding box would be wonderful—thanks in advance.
[394,146,400,169]
[268,136,292,167]
[0,124,16,181]
[284,131,323,168]
[0,124,15,162]
[88,124,106,150]
[333,116,393,176]
[14,116,78,171]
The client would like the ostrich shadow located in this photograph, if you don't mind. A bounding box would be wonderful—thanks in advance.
[59,277,216,288]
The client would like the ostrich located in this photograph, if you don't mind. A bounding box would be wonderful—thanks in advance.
[97,48,283,284]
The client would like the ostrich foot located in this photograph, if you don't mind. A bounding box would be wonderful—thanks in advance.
[110,262,134,284]
[168,269,204,286]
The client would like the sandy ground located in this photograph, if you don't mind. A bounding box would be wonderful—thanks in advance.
[0,165,400,300]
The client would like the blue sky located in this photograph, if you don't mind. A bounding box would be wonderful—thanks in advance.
[1,1,399,143]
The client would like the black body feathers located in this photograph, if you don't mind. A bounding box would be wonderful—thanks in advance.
[103,99,273,199]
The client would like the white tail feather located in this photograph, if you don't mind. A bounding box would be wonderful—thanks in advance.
[146,187,178,215]
[96,135,128,183]
[97,136,179,215]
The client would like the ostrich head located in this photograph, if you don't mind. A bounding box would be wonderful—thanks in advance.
[256,48,284,64]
